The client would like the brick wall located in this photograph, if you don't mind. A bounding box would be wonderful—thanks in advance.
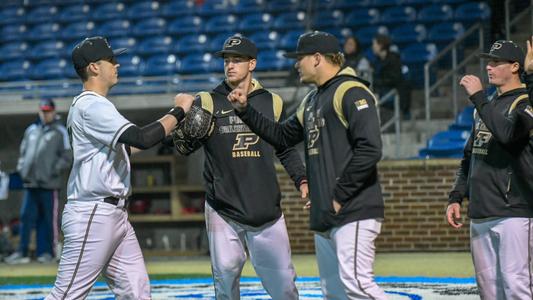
[277,159,471,254]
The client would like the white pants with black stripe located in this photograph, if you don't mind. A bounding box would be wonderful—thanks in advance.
[471,217,533,300]
[315,219,387,300]
[205,202,298,300]
[46,201,150,300]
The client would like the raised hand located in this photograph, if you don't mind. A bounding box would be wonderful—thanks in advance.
[525,36,533,74]
[227,80,250,111]
[459,75,483,97]
[174,93,195,113]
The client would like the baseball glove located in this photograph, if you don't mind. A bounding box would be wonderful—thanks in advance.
[172,105,215,155]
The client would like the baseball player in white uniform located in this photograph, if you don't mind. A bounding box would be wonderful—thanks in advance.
[45,36,193,300]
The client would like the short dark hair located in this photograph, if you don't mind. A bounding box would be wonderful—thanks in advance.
[75,66,89,82]
[374,34,391,52]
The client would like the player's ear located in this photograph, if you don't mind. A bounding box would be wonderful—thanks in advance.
[248,58,256,72]
[87,62,99,76]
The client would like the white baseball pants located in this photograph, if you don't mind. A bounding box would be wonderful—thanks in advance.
[205,202,298,300]
[470,217,533,300]
[315,219,387,300]
[46,201,150,300]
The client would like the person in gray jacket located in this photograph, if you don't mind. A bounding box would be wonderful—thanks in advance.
[5,99,72,264]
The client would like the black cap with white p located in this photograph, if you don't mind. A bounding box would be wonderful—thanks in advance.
[215,35,258,59]
[479,40,525,67]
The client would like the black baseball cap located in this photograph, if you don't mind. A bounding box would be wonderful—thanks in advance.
[215,35,257,59]
[284,31,341,58]
[71,36,127,70]
[479,40,525,66]
[39,98,55,111]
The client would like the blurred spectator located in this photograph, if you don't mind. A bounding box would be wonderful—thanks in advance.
[372,34,412,119]
[0,161,8,201]
[343,36,371,81]
[4,99,71,264]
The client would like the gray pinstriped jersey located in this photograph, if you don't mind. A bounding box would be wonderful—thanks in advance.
[66,91,134,201]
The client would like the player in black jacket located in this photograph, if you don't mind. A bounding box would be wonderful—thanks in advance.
[446,40,533,299]
[229,31,386,300]
[175,35,307,300]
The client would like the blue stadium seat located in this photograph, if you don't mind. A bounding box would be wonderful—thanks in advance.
[29,58,68,80]
[97,19,131,37]
[279,30,306,50]
[249,30,280,49]
[449,106,474,131]
[438,0,473,5]
[427,22,465,47]
[455,2,491,25]
[418,130,468,158]
[238,13,273,33]
[167,16,203,35]
[175,76,221,92]
[204,15,238,34]
[109,37,138,53]
[131,17,166,37]
[207,33,231,52]
[1,24,28,42]
[91,2,126,21]
[0,41,29,61]
[160,0,195,18]
[373,0,405,7]
[179,53,215,74]
[61,21,96,40]
[355,25,388,47]
[273,11,308,30]
[25,5,58,24]
[234,0,266,14]
[0,60,31,81]
[175,34,209,54]
[256,49,292,71]
[27,22,61,41]
[380,6,417,25]
[0,6,26,25]
[332,0,372,9]
[266,0,305,13]
[142,54,180,76]
[345,8,380,27]
[417,4,453,24]
[401,42,437,88]
[390,24,426,45]
[313,9,344,29]
[137,36,173,56]
[28,40,65,60]
[109,79,145,96]
[196,0,231,16]
[116,54,144,77]
[126,1,162,20]
[207,58,224,73]
[58,4,91,23]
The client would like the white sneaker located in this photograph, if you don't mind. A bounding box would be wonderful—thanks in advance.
[4,252,30,264]
[37,253,53,263]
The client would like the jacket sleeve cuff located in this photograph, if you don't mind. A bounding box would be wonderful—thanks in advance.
[469,91,487,110]
[448,191,463,205]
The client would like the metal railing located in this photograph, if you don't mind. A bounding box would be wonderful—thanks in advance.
[424,23,485,123]
[505,0,533,39]
[379,88,401,158]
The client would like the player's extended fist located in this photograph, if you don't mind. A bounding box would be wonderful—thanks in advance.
[459,75,483,97]
[227,80,249,111]
[174,93,194,113]
[525,36,533,74]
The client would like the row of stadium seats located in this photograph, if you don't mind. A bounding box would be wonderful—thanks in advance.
[0,21,464,62]
[0,2,489,34]
[0,0,490,23]
[418,106,474,158]
[0,41,438,81]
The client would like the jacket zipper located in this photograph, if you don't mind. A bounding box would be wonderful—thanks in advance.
[505,170,512,206]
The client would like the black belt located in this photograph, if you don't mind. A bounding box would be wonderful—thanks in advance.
[104,196,127,206]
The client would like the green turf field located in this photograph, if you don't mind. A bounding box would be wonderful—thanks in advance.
[0,252,474,285]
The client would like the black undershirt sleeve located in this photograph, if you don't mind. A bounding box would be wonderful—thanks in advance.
[118,121,166,150]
